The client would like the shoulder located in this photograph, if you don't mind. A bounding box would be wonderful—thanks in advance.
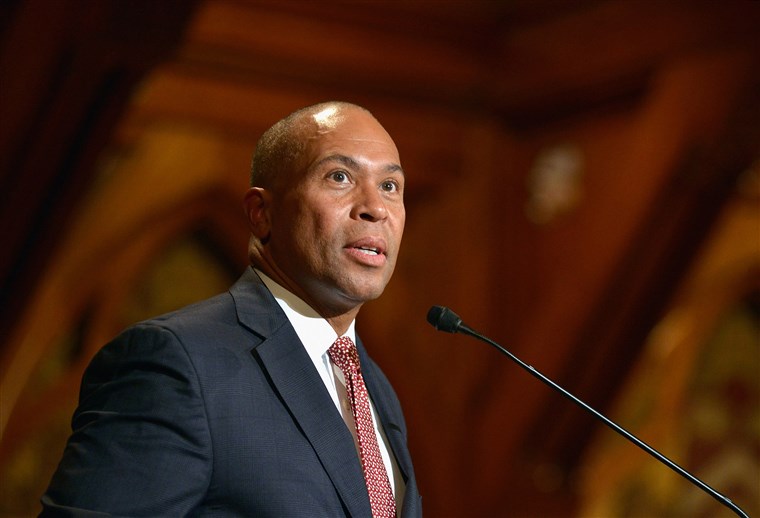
[146,291,238,334]
[98,292,239,357]
[87,287,253,373]
[135,266,275,338]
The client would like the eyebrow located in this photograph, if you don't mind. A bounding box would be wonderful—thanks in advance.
[313,154,405,176]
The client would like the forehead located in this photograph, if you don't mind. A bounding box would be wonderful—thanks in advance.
[301,107,400,164]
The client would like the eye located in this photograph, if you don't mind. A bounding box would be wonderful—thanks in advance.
[380,180,400,193]
[328,171,350,183]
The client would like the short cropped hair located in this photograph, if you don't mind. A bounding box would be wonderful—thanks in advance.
[250,102,371,188]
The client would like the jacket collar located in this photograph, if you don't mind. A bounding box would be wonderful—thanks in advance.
[229,268,373,516]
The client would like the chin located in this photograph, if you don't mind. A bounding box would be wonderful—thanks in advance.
[343,282,387,305]
[329,270,393,306]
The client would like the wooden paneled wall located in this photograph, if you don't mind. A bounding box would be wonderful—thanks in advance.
[1,1,758,516]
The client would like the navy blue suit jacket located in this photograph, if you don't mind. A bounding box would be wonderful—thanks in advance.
[41,268,421,517]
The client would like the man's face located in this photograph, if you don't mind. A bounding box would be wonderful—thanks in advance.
[266,106,405,315]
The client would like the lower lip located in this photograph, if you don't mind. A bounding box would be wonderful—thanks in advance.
[345,247,387,267]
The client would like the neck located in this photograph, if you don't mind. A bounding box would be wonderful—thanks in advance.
[325,309,359,336]
[250,253,361,336]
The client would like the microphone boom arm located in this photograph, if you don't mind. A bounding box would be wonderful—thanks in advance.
[429,306,749,518]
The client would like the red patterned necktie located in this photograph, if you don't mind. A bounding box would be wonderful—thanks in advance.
[329,336,397,518]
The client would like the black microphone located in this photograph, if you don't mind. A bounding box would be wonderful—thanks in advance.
[426,305,749,518]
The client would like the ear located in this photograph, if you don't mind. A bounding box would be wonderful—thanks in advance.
[243,187,272,240]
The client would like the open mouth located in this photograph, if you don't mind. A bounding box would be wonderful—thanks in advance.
[356,246,380,256]
[346,239,387,265]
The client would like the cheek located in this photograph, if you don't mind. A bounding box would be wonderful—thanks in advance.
[288,205,337,256]
[392,208,406,241]
[270,204,314,258]
[302,198,345,238]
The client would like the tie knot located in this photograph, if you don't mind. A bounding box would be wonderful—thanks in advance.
[328,336,360,375]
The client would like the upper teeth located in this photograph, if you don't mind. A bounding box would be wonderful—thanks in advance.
[358,247,379,255]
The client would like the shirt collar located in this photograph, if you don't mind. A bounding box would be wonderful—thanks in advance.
[255,269,356,362]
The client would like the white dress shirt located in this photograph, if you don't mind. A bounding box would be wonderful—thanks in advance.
[256,270,406,508]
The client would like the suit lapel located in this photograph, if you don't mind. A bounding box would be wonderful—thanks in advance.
[356,340,411,478]
[358,339,420,517]
[230,269,373,517]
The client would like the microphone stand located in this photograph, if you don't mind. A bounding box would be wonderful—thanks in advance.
[429,306,750,518]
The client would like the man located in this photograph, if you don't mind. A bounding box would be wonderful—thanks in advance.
[41,102,421,517]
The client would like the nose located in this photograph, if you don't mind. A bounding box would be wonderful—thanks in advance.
[352,183,388,222]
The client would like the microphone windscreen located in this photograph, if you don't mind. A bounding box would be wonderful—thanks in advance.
[426,306,462,333]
